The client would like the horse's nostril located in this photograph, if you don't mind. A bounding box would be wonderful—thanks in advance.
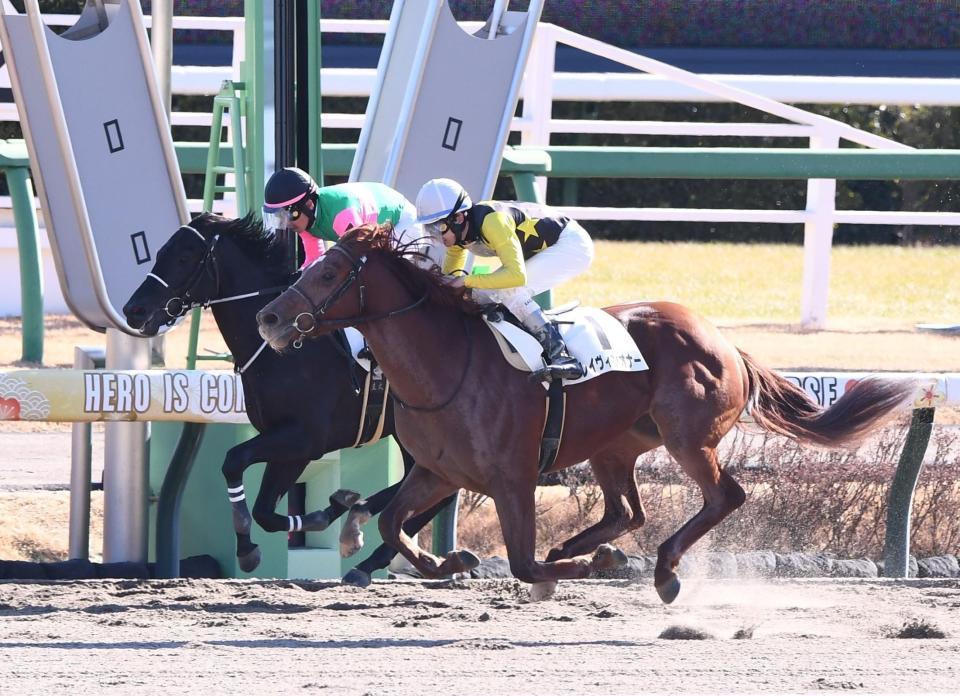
[260,312,278,327]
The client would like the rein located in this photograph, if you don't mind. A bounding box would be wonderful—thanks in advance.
[390,313,472,413]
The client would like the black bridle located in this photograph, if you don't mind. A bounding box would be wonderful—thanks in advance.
[145,224,287,374]
[285,243,471,412]
[147,225,222,320]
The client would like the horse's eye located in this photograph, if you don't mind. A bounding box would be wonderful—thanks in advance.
[321,270,336,282]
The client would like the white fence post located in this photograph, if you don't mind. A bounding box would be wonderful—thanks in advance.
[800,133,840,329]
[519,24,555,201]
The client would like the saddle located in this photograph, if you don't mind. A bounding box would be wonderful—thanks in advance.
[482,303,649,385]
[481,302,649,473]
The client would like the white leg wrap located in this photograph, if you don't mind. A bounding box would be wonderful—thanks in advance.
[288,515,303,532]
[227,484,245,503]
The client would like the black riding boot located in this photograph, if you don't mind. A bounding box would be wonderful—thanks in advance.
[534,321,583,380]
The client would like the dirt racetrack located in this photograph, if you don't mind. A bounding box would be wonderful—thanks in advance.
[1,576,958,694]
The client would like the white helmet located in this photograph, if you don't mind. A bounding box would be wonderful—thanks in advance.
[415,178,472,225]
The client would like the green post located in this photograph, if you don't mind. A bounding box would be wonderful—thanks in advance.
[882,407,935,577]
[244,0,266,211]
[307,2,324,184]
[8,166,43,363]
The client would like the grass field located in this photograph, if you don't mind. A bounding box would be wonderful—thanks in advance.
[560,241,959,326]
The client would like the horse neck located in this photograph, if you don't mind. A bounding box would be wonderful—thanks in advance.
[208,238,288,363]
[356,262,470,406]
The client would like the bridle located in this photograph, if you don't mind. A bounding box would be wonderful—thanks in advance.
[147,225,222,319]
[285,243,471,412]
[145,224,286,374]
[288,245,428,346]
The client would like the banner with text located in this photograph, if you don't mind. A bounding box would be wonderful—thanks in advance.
[0,369,956,423]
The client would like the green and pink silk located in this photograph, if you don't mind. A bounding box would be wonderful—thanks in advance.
[301,182,412,266]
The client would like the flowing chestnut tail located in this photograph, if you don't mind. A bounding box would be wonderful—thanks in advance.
[738,350,916,448]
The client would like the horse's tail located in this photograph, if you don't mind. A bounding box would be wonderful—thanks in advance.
[738,350,916,448]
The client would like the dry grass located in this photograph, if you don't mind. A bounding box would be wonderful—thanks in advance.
[0,491,103,562]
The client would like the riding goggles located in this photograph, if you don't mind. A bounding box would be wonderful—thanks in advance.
[262,204,304,234]
[425,192,468,243]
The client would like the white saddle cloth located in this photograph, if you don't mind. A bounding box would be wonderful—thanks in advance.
[484,305,649,386]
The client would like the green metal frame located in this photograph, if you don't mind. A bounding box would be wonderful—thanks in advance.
[1,139,43,363]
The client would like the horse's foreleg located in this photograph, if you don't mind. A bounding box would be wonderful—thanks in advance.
[654,444,745,604]
[342,494,457,587]
[377,465,475,579]
[545,429,655,563]
[221,431,307,572]
[493,482,628,588]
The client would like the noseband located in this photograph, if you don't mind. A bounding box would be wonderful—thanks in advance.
[289,245,427,348]
[147,225,221,321]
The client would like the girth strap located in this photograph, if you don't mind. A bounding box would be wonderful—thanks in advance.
[538,378,567,474]
[352,351,391,448]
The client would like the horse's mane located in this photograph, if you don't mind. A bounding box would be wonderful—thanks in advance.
[339,224,483,316]
[192,211,295,281]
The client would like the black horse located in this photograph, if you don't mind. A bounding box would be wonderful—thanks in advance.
[122,212,454,586]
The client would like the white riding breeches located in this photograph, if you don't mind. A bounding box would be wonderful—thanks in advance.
[472,220,594,322]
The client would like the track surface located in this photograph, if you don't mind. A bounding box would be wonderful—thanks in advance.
[1,577,958,694]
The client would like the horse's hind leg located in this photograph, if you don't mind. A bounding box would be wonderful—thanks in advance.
[654,442,745,604]
[342,495,456,587]
[340,446,417,558]
[544,422,660,563]
[377,464,478,579]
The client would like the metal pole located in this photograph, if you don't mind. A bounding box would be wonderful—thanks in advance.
[150,0,173,365]
[8,166,43,363]
[69,346,100,559]
[307,1,324,184]
[274,0,295,169]
[150,0,173,115]
[102,330,150,563]
[274,0,298,270]
[882,407,935,577]
[431,497,459,557]
[155,421,206,578]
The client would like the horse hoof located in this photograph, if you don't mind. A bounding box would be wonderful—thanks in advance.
[655,575,681,604]
[341,568,372,588]
[530,580,558,602]
[238,546,261,573]
[456,549,481,570]
[592,544,629,571]
[330,489,362,509]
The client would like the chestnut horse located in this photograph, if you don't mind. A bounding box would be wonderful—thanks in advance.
[256,225,913,602]
[122,214,455,586]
